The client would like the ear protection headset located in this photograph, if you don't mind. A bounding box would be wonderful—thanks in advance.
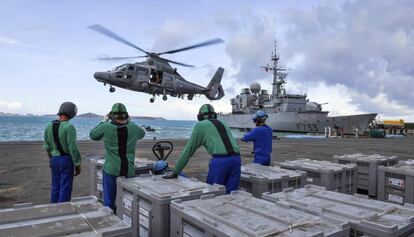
[197,104,217,121]
[110,112,129,120]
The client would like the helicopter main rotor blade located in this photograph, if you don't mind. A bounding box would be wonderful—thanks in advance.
[88,24,150,55]
[163,58,194,67]
[158,38,224,55]
[97,56,147,61]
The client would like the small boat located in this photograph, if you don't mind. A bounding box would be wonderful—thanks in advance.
[141,125,155,132]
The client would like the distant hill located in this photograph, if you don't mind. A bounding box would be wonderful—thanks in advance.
[77,113,101,118]
[0,112,35,117]
[77,113,165,120]
[0,111,165,120]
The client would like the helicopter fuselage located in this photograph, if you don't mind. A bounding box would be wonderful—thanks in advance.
[94,59,207,100]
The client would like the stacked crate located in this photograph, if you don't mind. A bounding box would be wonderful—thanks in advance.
[89,157,155,201]
[333,153,398,196]
[280,159,357,194]
[170,191,350,237]
[263,185,414,237]
[240,163,307,197]
[116,174,226,237]
[378,160,414,204]
[0,196,132,236]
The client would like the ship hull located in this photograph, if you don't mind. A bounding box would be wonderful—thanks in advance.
[218,112,377,135]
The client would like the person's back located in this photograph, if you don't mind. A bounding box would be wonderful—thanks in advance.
[91,121,144,177]
[89,103,145,211]
[249,125,272,155]
[165,104,241,194]
[44,102,81,203]
[242,110,272,166]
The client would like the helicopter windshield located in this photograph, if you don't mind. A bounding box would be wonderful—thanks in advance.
[112,64,129,71]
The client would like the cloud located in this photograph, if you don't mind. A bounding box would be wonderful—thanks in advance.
[282,0,414,116]
[0,100,23,110]
[150,19,206,53]
[215,10,278,84]
[0,36,18,45]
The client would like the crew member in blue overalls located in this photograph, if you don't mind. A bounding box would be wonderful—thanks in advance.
[241,110,273,166]
[44,102,82,203]
[163,104,241,194]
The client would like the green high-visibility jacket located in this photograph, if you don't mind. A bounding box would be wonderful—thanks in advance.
[43,120,82,166]
[173,119,240,174]
[90,121,145,177]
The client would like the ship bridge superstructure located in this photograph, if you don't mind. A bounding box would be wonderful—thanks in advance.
[230,42,326,115]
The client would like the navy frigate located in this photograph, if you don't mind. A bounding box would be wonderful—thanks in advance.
[218,43,377,135]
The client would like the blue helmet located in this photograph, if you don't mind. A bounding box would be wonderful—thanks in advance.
[252,110,268,122]
[153,160,169,174]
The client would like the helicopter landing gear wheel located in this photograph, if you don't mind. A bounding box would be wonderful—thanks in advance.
[109,87,115,93]
[150,98,155,103]
[162,95,167,101]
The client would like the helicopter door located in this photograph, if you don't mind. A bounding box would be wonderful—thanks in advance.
[124,65,134,79]
[150,69,163,85]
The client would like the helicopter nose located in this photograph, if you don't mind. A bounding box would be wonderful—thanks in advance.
[94,72,109,82]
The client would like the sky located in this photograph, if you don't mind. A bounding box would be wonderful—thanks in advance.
[0,0,413,121]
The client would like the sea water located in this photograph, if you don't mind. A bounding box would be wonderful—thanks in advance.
[0,116,198,141]
[0,116,247,141]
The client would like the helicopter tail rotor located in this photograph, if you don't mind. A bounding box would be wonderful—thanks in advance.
[205,67,225,100]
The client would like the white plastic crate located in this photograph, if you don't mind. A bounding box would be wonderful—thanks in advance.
[89,157,155,201]
[116,174,226,237]
[0,196,132,237]
[280,159,357,194]
[170,191,350,237]
[263,185,414,237]
[378,160,414,204]
[240,163,307,197]
[333,153,398,196]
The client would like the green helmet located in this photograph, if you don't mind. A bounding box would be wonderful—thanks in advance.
[110,103,129,120]
[197,104,217,121]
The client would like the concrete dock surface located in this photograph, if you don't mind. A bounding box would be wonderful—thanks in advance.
[0,137,413,208]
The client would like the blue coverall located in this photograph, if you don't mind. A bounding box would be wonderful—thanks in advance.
[242,125,273,166]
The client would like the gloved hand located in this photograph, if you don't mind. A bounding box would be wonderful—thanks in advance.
[162,172,178,179]
[75,165,81,176]
[102,113,110,123]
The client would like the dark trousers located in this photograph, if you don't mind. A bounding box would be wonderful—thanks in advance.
[207,154,241,194]
[50,155,74,203]
[253,154,271,166]
[103,170,117,211]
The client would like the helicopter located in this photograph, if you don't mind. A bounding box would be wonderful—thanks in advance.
[89,24,225,103]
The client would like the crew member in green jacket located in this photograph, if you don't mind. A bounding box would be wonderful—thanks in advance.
[163,104,241,194]
[44,102,81,203]
[90,103,145,211]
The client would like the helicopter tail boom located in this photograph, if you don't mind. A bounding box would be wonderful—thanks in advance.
[205,67,225,100]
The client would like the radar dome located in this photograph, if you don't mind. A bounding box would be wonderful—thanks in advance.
[250,82,261,93]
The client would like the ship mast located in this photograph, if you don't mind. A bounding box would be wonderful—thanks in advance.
[267,41,287,99]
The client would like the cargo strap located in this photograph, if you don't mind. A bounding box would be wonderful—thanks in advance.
[208,119,236,156]
[117,126,129,177]
[52,120,69,156]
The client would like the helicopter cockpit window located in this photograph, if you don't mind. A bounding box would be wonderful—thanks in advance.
[113,64,128,71]
[149,69,163,85]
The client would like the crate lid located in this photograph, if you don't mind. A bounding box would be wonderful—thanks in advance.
[0,196,130,237]
[280,159,356,172]
[263,185,414,235]
[171,191,349,237]
[241,164,306,181]
[333,153,398,163]
[380,159,414,175]
[117,175,226,204]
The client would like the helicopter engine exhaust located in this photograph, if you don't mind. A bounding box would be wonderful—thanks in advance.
[205,67,225,100]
